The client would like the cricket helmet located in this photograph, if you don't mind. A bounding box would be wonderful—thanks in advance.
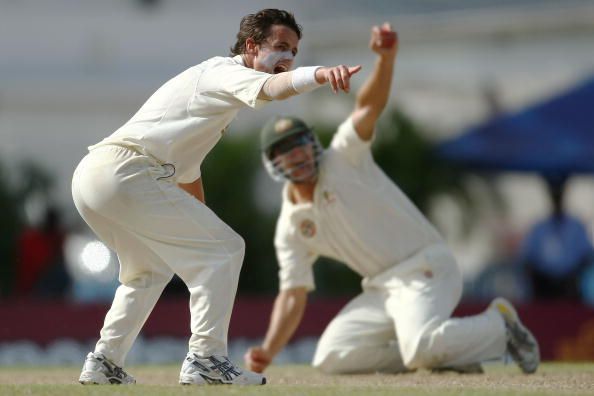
[260,116,323,182]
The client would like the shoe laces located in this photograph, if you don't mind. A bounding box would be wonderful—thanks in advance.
[206,356,242,381]
[189,354,242,381]
[94,353,130,380]
[111,365,128,379]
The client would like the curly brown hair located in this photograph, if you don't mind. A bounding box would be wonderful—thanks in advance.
[230,9,302,56]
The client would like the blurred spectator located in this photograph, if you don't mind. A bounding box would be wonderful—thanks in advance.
[14,206,71,298]
[519,176,593,300]
[580,263,594,307]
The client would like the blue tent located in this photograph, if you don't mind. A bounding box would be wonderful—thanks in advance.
[436,76,594,177]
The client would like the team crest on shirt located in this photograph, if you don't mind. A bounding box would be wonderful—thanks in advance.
[274,118,293,134]
[299,219,316,238]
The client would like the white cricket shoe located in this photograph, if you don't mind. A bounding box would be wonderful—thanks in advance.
[179,353,266,385]
[79,352,136,385]
[490,297,540,374]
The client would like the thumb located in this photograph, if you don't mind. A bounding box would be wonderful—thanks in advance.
[348,65,362,75]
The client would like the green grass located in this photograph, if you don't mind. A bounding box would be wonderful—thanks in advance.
[0,363,593,395]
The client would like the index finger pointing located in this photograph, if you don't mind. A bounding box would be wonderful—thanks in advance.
[348,65,362,75]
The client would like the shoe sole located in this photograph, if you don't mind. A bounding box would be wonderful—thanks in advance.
[492,298,540,374]
[79,371,109,385]
[179,374,207,385]
[79,371,135,385]
[179,374,266,385]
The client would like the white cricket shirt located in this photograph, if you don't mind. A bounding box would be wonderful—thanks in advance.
[91,55,272,183]
[274,117,444,291]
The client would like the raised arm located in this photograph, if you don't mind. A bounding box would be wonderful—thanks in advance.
[351,23,398,141]
[244,287,308,373]
[259,64,362,101]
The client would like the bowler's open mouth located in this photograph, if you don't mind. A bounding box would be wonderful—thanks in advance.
[274,64,288,74]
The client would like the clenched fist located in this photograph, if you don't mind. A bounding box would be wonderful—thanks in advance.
[370,22,398,56]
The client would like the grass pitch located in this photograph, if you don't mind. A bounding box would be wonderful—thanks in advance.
[0,363,593,395]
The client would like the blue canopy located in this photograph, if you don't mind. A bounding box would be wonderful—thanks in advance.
[436,76,594,177]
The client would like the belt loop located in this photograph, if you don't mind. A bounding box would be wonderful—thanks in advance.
[157,163,176,180]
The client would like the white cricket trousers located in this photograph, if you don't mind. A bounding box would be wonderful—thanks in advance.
[71,145,244,367]
[312,244,507,373]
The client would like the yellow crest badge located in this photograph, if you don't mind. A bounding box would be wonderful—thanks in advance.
[274,118,293,134]
[299,219,316,238]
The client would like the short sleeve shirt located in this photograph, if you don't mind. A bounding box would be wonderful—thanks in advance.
[91,55,272,183]
[274,117,443,291]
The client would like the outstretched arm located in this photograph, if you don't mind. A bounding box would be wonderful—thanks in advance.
[351,23,398,141]
[244,287,308,373]
[259,64,362,101]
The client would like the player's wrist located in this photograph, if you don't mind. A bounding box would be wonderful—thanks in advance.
[375,53,396,69]
[377,50,397,61]
[291,66,323,93]
[260,345,276,361]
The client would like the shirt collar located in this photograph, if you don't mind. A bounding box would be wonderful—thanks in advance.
[232,54,245,66]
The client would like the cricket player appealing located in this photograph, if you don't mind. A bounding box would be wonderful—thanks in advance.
[245,23,540,375]
[72,9,362,386]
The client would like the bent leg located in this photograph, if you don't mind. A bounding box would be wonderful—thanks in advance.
[72,146,244,361]
[312,290,406,374]
[118,179,246,357]
[96,230,174,366]
[71,207,174,367]
[388,245,506,370]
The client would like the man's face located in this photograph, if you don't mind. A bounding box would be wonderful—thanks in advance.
[270,133,318,183]
[253,25,299,74]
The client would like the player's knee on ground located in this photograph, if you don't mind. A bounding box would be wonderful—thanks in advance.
[313,348,357,374]
[313,345,406,375]
[312,322,354,374]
